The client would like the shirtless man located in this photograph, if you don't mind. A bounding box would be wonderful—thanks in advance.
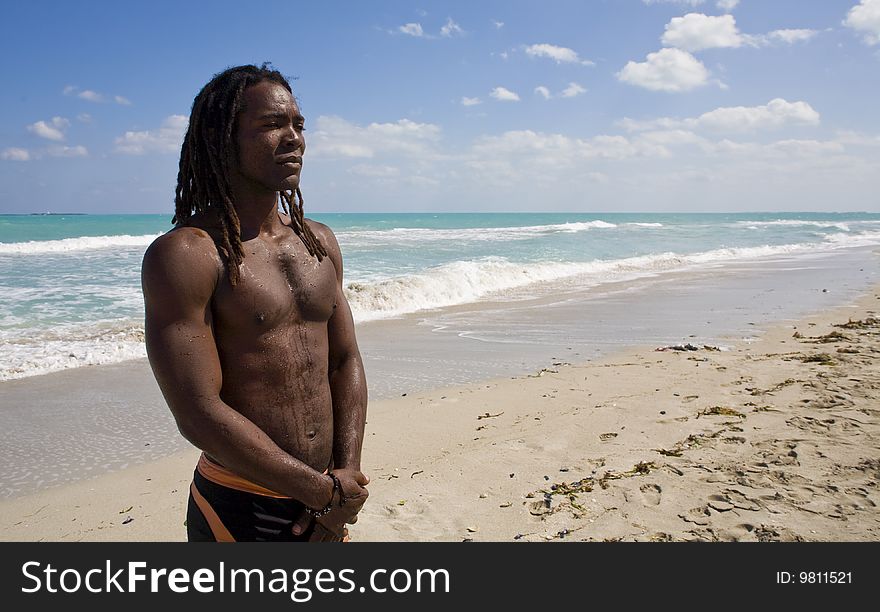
[142,64,368,542]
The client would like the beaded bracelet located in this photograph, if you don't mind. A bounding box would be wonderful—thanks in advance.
[307,474,339,517]
[329,472,347,507]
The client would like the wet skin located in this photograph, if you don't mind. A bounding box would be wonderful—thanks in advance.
[142,81,368,538]
[197,212,339,471]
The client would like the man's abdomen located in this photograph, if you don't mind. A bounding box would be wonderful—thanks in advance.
[217,332,335,471]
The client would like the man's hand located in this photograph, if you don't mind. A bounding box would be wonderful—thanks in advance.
[291,469,370,540]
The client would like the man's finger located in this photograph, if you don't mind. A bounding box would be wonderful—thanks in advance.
[309,522,332,542]
[291,509,313,537]
[314,522,344,542]
[308,528,324,542]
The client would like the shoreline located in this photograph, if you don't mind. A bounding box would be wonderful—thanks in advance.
[1,284,877,541]
[2,245,878,499]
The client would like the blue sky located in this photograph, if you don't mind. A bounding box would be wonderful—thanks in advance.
[1,0,878,213]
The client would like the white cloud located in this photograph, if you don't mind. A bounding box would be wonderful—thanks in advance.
[309,115,442,159]
[716,0,739,11]
[560,82,587,98]
[619,98,820,133]
[114,114,188,154]
[399,23,424,37]
[616,48,710,92]
[617,116,681,132]
[461,96,482,106]
[844,0,880,45]
[63,85,131,105]
[697,138,846,159]
[469,131,671,176]
[662,13,817,51]
[454,122,876,204]
[637,129,708,147]
[77,90,104,102]
[492,20,504,29]
[766,139,844,157]
[746,28,819,47]
[47,145,88,157]
[762,29,818,44]
[662,13,744,51]
[690,98,820,131]
[490,86,520,101]
[76,113,92,123]
[525,43,594,66]
[534,83,586,100]
[835,130,880,146]
[395,18,463,39]
[27,117,70,141]
[1,147,30,161]
[348,164,400,178]
[642,0,705,5]
[440,18,464,37]
[291,110,879,211]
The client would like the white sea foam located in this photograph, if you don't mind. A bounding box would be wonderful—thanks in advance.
[626,222,664,227]
[338,220,617,246]
[0,234,160,254]
[346,258,593,321]
[822,230,880,248]
[737,219,852,231]
[5,229,878,380]
[345,239,858,323]
[0,320,146,381]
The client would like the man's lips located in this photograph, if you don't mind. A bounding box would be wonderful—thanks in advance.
[277,155,302,165]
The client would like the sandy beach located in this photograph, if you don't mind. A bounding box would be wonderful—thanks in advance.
[2,284,877,542]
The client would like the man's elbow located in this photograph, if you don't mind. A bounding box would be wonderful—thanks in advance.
[329,349,359,376]
[171,412,206,449]
[168,400,221,452]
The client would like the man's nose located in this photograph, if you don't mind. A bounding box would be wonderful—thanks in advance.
[283,124,304,149]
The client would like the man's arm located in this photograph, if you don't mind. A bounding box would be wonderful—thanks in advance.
[315,222,368,472]
[141,228,335,510]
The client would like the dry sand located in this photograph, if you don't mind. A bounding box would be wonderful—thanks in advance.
[2,288,878,542]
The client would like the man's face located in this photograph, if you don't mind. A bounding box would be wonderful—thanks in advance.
[232,80,305,194]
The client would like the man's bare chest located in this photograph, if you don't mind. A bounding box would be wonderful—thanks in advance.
[213,236,337,331]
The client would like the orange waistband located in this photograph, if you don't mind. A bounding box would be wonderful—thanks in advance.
[197,453,291,499]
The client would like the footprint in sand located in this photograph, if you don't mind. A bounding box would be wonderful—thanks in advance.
[717,524,761,542]
[707,494,735,512]
[679,505,710,526]
[639,483,662,506]
[379,498,442,540]
[720,488,762,511]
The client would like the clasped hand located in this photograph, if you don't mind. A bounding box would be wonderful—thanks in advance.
[292,468,369,542]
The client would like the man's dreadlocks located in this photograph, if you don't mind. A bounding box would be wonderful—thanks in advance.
[173,63,326,286]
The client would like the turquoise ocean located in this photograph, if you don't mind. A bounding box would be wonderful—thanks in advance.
[2,211,880,381]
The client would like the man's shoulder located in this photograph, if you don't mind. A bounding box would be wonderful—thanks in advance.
[304,218,340,252]
[304,217,332,237]
[142,225,222,288]
[145,225,219,261]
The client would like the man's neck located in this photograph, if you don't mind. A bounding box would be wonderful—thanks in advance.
[230,186,283,241]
